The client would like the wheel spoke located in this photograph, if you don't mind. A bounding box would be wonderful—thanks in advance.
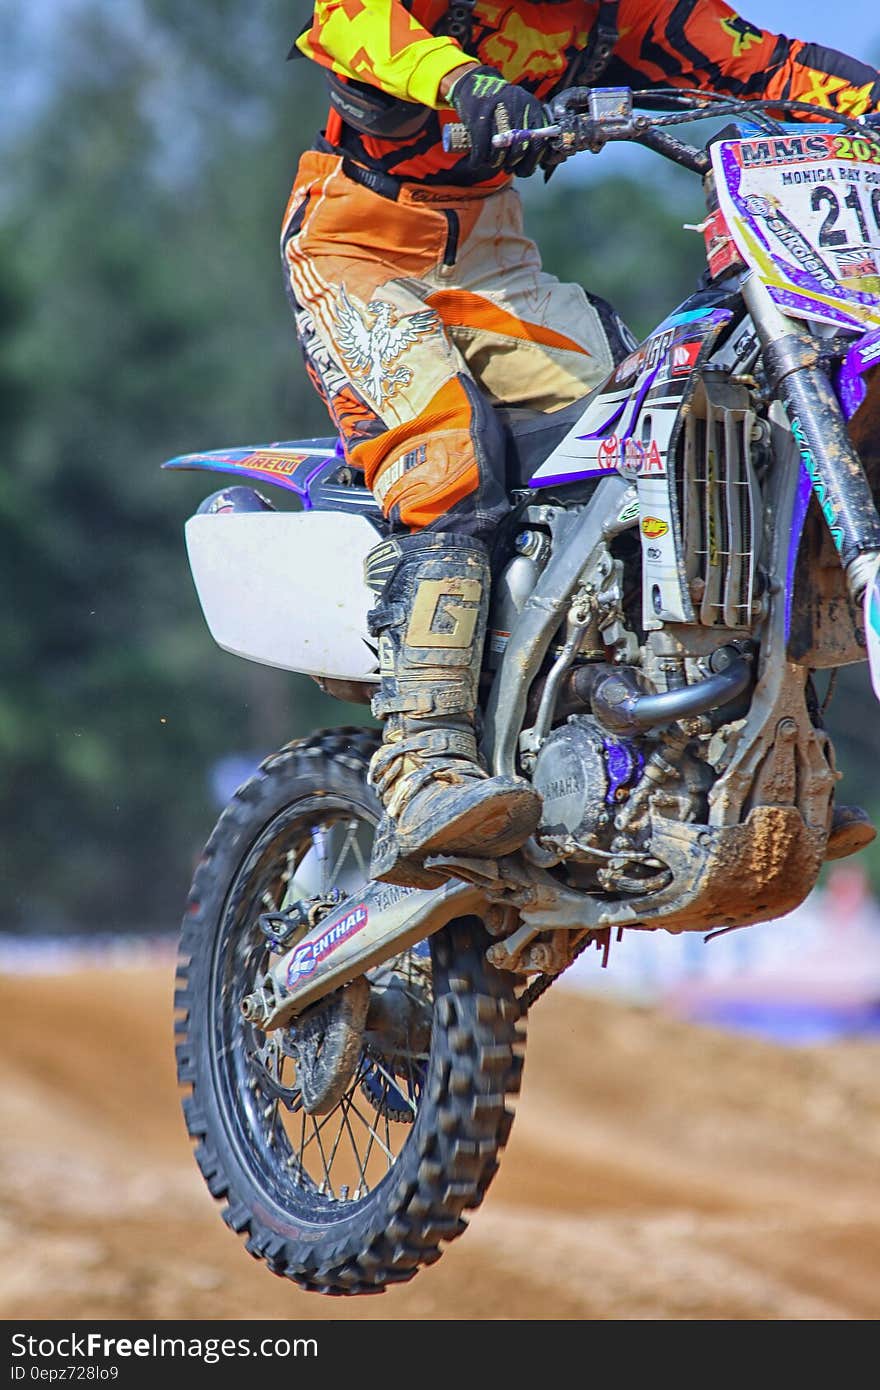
[395,982,432,1011]
[323,1103,349,1185]
[277,848,301,912]
[358,1084,382,1175]
[319,1056,368,1184]
[345,1096,396,1163]
[345,820,368,879]
[297,1101,346,1154]
[311,1113,335,1197]
[339,1092,371,1199]
[367,1055,418,1116]
[296,1108,307,1185]
[295,1068,370,1161]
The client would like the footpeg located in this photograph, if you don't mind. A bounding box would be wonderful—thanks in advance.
[826,804,877,862]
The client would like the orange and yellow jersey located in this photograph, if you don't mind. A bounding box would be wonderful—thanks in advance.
[296,0,880,186]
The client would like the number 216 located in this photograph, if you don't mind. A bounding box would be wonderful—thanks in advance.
[811,185,880,246]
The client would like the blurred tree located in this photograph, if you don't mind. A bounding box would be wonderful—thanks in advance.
[1,0,878,931]
[525,168,707,340]
[0,0,356,931]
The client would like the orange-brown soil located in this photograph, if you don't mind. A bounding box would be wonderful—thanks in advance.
[1,964,879,1320]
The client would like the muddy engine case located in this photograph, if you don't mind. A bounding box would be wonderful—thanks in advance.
[532,717,643,844]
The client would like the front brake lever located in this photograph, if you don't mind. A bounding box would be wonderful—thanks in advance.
[549,87,594,118]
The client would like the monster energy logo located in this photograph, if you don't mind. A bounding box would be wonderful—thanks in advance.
[790,416,844,551]
[470,73,508,97]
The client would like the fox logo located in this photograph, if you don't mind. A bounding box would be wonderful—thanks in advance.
[719,15,764,58]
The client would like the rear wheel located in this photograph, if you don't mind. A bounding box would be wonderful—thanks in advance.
[175,728,526,1294]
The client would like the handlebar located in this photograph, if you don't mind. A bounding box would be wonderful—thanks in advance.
[442,122,561,154]
[442,86,880,176]
[442,87,633,158]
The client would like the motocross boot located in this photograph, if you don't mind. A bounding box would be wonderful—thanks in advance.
[364,532,542,887]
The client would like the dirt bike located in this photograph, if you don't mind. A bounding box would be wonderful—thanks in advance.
[166,88,880,1295]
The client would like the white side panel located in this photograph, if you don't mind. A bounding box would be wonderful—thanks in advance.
[528,388,630,484]
[185,511,381,680]
[635,406,689,629]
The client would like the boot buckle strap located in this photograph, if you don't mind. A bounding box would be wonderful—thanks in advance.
[367,599,406,635]
[368,727,480,796]
[371,683,477,719]
[371,689,436,719]
[397,727,478,760]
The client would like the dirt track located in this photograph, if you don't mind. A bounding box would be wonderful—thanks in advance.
[2,963,879,1320]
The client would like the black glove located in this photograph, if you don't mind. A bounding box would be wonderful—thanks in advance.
[450,65,548,177]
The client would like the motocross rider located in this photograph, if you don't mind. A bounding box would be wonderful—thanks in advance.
[283,1,880,887]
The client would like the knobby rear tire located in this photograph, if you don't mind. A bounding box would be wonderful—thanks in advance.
[174,727,526,1294]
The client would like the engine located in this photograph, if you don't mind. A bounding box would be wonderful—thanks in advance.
[532,717,643,847]
[531,714,713,888]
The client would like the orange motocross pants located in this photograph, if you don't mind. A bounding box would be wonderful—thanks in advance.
[281,152,630,540]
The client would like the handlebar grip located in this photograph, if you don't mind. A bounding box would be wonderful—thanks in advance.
[442,123,472,154]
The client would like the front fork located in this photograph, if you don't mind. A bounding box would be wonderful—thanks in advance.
[743,274,880,603]
[743,276,880,698]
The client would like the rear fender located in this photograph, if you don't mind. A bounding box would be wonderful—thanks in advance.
[163,438,340,499]
[164,437,383,522]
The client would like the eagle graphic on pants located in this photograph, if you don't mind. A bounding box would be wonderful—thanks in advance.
[334,289,438,407]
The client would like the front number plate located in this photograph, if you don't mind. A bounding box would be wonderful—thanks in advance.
[712,130,880,332]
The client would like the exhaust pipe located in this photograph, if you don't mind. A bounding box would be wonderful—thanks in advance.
[590,645,753,735]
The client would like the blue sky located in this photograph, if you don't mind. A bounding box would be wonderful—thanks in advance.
[2,1,878,138]
[751,3,878,56]
[4,2,879,78]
